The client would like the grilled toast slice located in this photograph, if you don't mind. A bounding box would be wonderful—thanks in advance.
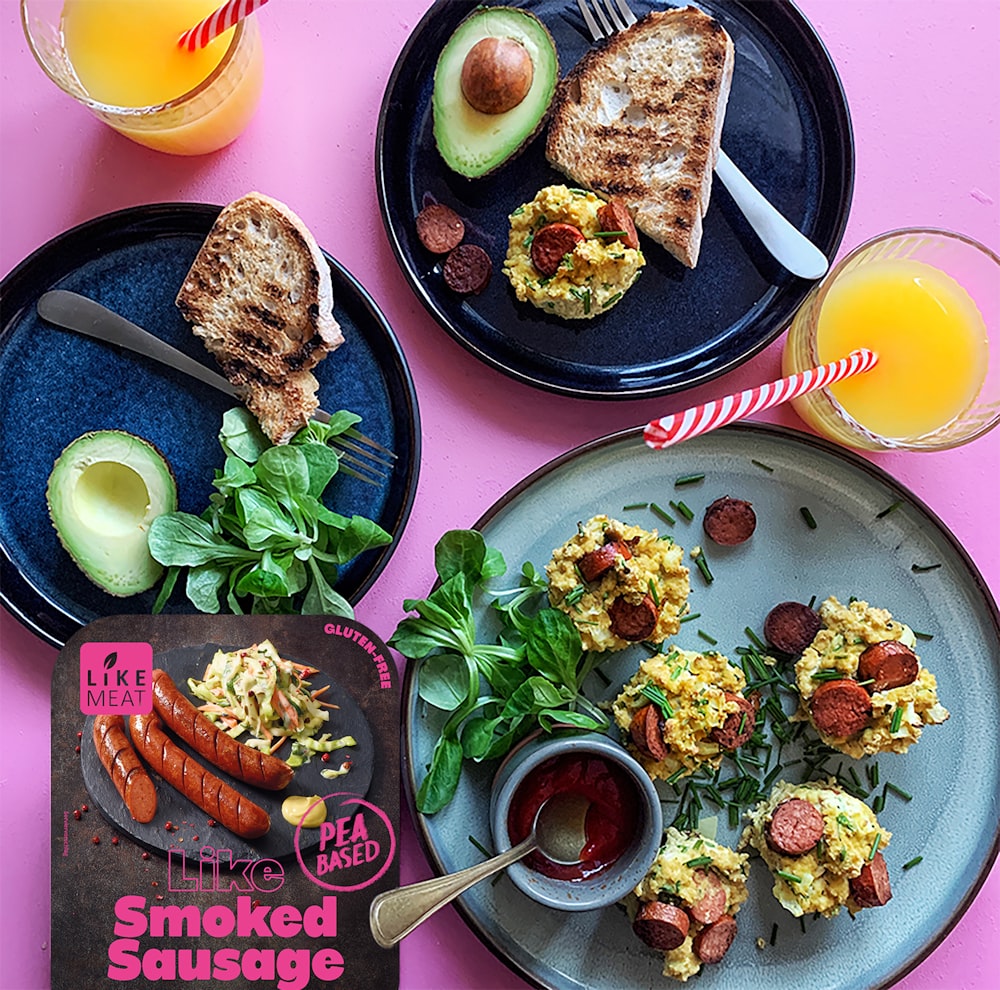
[176,192,344,444]
[545,6,734,268]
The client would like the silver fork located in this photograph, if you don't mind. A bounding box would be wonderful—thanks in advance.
[36,290,395,486]
[575,0,830,280]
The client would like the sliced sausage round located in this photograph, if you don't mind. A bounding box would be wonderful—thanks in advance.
[810,678,873,738]
[596,198,639,250]
[692,914,737,964]
[629,703,668,762]
[703,496,756,546]
[850,851,892,908]
[442,243,492,294]
[689,869,727,925]
[530,222,585,276]
[609,594,659,641]
[857,640,919,693]
[415,202,465,254]
[766,798,825,856]
[764,601,822,655]
[578,540,631,583]
[633,901,690,951]
[709,693,756,750]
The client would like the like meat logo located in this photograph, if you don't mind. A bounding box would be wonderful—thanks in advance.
[79,641,153,715]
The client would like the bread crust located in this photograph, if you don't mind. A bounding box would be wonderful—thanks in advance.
[545,6,734,268]
[176,192,344,443]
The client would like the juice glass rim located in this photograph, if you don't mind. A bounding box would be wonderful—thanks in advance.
[19,0,248,119]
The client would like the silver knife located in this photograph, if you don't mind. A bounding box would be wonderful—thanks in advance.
[37,289,242,401]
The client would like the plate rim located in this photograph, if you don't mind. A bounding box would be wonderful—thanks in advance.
[399,421,1000,990]
[375,0,856,399]
[0,201,422,649]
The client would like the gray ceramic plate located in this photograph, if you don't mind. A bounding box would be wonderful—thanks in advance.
[402,424,1000,990]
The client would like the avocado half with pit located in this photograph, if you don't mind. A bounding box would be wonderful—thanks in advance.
[46,431,177,597]
[433,7,559,178]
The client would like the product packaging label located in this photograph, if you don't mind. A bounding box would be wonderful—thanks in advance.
[51,614,400,989]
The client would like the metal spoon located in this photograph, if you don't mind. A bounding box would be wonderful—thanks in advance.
[369,792,591,948]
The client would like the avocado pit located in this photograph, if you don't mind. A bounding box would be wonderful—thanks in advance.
[460,36,533,114]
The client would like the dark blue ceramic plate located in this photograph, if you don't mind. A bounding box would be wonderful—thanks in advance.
[376,0,854,397]
[0,204,421,649]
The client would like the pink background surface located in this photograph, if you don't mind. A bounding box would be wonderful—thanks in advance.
[1,1,998,987]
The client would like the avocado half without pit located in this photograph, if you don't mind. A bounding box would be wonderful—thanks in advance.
[46,431,177,597]
[433,6,559,178]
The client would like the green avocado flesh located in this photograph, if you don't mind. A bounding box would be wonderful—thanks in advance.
[433,7,559,178]
[46,431,178,597]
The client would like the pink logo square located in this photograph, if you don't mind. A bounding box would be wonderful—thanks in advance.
[80,642,153,715]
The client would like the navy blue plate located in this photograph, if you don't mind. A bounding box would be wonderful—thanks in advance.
[0,204,421,648]
[376,0,854,397]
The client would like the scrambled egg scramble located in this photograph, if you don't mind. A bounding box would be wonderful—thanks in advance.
[627,827,750,982]
[794,597,949,757]
[503,185,645,319]
[741,779,890,918]
[612,648,750,781]
[546,515,689,652]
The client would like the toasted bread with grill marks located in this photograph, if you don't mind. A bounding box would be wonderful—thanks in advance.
[545,6,734,268]
[176,192,344,444]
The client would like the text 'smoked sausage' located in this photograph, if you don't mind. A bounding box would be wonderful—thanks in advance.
[129,712,270,840]
[151,668,293,790]
[93,714,157,824]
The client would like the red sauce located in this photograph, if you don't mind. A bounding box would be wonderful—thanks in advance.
[506,752,640,881]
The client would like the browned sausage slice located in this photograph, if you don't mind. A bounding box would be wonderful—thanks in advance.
[709,692,756,750]
[93,715,157,824]
[129,712,270,840]
[578,541,631,582]
[689,869,727,925]
[633,901,690,951]
[850,851,892,908]
[764,602,822,655]
[609,594,659,641]
[596,198,639,250]
[766,798,825,856]
[416,203,465,254]
[810,678,873,738]
[442,243,492,294]
[530,222,585,276]
[152,669,293,790]
[857,641,919,693]
[703,496,756,546]
[629,703,667,761]
[692,914,737,964]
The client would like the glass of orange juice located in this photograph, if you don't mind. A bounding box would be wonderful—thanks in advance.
[20,0,264,156]
[782,228,999,452]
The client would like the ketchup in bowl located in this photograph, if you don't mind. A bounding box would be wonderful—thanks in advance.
[506,751,640,881]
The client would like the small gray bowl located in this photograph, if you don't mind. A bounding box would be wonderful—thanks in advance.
[489,730,662,911]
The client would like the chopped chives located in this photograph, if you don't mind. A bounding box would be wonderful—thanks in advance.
[592,229,628,237]
[867,833,882,861]
[651,501,676,525]
[911,562,942,573]
[648,579,661,607]
[799,917,807,934]
[902,856,923,870]
[776,870,802,883]
[594,667,611,687]
[885,781,913,801]
[641,682,675,719]
[674,473,705,486]
[698,629,718,645]
[728,803,740,827]
[623,501,648,510]
[679,611,701,624]
[866,762,880,788]
[875,500,903,519]
[468,835,492,858]
[745,627,767,652]
[812,668,847,682]
[800,506,818,529]
[872,793,885,814]
[694,552,714,584]
[685,855,713,868]
[752,459,775,473]
[808,594,817,609]
[890,706,903,733]
[770,922,779,946]
[674,500,695,521]
[913,630,934,641]
[564,584,586,606]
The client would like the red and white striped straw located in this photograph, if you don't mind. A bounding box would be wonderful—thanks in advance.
[178,0,270,52]
[644,348,879,449]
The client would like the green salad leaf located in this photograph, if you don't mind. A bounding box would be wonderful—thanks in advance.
[390,529,609,814]
[148,408,391,617]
